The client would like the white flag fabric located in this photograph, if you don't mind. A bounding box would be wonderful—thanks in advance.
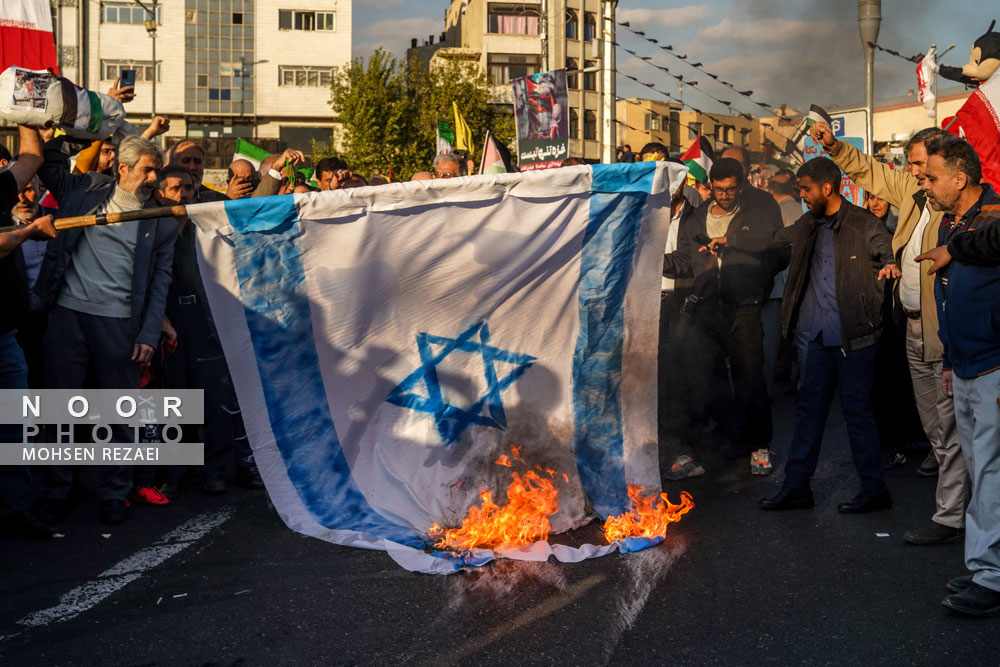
[186,162,685,574]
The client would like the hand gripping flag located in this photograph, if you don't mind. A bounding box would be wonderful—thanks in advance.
[185,162,687,573]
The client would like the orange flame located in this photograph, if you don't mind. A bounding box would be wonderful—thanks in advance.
[602,486,694,543]
[429,470,560,551]
[494,454,512,467]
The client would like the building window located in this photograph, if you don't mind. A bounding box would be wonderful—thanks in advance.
[569,108,579,140]
[566,58,578,89]
[644,113,661,132]
[566,10,578,40]
[488,6,540,35]
[688,122,702,141]
[233,13,243,25]
[584,110,597,141]
[583,60,597,91]
[584,13,597,42]
[278,10,336,31]
[487,53,541,85]
[101,60,161,83]
[278,65,334,87]
[101,2,162,25]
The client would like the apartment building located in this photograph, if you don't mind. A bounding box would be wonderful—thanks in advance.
[44,0,350,172]
[412,0,615,163]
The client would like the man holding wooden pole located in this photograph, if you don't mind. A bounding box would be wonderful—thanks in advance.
[32,134,178,527]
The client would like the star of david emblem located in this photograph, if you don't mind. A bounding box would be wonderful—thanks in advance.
[385,321,536,445]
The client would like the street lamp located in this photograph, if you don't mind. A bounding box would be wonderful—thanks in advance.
[134,0,158,120]
[857,0,881,154]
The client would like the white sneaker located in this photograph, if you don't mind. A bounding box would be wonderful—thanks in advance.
[750,448,773,475]
[665,454,705,481]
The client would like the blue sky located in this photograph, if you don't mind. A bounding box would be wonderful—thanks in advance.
[352,1,986,114]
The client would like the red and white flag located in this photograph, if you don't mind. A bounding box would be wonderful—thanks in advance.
[916,45,936,117]
[945,71,1000,191]
[1,0,59,73]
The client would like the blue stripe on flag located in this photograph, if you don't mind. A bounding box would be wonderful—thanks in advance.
[571,165,652,518]
[224,197,425,547]
[589,161,656,195]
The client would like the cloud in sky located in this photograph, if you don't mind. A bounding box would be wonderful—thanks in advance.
[354,17,444,62]
[352,1,986,114]
[618,6,712,30]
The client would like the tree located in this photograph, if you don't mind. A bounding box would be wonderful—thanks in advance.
[325,49,516,181]
[326,48,416,180]
[407,56,516,175]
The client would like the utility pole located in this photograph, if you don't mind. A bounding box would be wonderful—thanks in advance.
[857,0,881,154]
[540,0,549,72]
[600,0,617,164]
[136,0,158,120]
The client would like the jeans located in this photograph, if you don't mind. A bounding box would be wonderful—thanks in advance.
[783,340,888,497]
[953,370,1000,592]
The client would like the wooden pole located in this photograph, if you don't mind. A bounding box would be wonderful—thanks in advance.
[0,205,189,235]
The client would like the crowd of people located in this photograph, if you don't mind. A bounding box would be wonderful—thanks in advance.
[652,125,1000,618]
[1,77,999,617]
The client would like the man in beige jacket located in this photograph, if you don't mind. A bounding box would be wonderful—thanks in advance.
[811,123,969,546]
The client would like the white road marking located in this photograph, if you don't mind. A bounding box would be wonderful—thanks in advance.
[11,509,233,631]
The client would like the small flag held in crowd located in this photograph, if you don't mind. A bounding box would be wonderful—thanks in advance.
[436,119,454,155]
[478,131,514,175]
[804,104,834,128]
[680,136,714,185]
[232,138,270,170]
[452,101,474,153]
[917,45,938,117]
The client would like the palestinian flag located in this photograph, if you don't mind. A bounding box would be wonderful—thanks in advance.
[0,0,58,72]
[804,104,833,128]
[232,138,270,170]
[478,130,514,175]
[680,136,713,184]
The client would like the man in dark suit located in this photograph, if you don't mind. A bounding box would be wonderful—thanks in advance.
[748,157,900,513]
[34,135,178,526]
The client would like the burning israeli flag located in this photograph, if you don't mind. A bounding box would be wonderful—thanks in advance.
[185,162,691,574]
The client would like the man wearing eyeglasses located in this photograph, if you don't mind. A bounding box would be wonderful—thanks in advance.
[662,157,785,474]
[433,153,467,179]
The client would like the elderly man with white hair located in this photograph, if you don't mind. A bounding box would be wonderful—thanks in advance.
[433,153,468,179]
[33,134,179,527]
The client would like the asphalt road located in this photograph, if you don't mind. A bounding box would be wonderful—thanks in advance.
[2,390,998,666]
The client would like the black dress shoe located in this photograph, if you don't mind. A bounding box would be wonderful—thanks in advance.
[942,582,1000,616]
[10,511,58,538]
[760,487,814,510]
[100,499,130,526]
[948,574,975,594]
[837,492,892,513]
[236,466,265,490]
[35,498,72,526]
[158,481,182,500]
[202,476,227,495]
[903,521,964,545]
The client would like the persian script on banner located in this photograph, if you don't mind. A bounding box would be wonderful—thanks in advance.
[186,163,686,573]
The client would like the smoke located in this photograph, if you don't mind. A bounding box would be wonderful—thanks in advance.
[438,559,570,618]
[601,537,688,662]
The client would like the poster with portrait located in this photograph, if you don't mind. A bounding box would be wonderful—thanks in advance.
[512,69,569,171]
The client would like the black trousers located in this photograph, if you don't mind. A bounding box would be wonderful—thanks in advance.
[677,304,773,452]
[165,301,251,481]
[658,293,695,460]
[41,306,135,502]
